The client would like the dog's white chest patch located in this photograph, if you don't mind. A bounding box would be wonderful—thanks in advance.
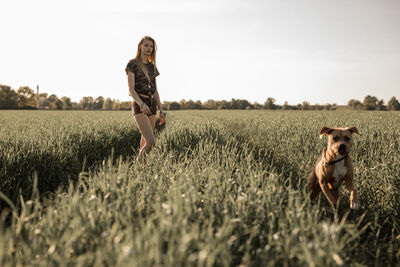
[332,160,347,187]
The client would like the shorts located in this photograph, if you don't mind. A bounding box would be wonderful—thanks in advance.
[132,97,157,116]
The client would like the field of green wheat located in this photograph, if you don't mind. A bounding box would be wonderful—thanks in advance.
[0,110,399,266]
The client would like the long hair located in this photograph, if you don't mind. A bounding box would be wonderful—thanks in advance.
[136,36,157,64]
[135,36,157,81]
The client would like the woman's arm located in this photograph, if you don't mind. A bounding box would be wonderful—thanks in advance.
[154,89,163,112]
[154,79,163,112]
[154,80,164,123]
[127,72,150,114]
[154,88,165,124]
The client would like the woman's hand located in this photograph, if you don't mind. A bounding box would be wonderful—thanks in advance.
[159,109,165,125]
[140,102,151,114]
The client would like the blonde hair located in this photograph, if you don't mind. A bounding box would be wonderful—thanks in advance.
[135,36,157,81]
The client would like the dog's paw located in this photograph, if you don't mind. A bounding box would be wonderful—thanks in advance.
[350,201,360,210]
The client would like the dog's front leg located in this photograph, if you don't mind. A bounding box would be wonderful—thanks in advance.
[349,190,359,210]
[344,175,360,210]
[319,181,340,209]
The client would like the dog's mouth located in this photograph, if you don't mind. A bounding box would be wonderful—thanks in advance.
[333,143,349,156]
[338,146,349,156]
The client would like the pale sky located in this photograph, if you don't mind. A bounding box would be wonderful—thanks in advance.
[1,0,399,105]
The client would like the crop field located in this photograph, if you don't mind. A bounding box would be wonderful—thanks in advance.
[0,110,399,266]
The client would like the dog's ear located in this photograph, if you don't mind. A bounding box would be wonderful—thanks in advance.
[319,127,334,138]
[347,127,360,135]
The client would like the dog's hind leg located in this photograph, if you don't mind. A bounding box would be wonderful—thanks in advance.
[319,182,341,209]
[308,170,321,200]
[331,189,340,206]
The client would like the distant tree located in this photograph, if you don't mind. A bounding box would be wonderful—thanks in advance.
[194,100,203,109]
[60,97,72,110]
[71,102,81,110]
[95,96,104,110]
[0,84,19,109]
[87,96,95,110]
[240,99,252,109]
[323,103,332,110]
[189,100,202,109]
[264,97,277,110]
[102,98,113,110]
[282,101,289,110]
[47,94,60,110]
[229,98,239,109]
[161,101,169,110]
[347,99,363,110]
[185,99,202,109]
[314,104,324,110]
[179,99,189,109]
[38,93,49,109]
[217,100,229,110]
[388,96,400,110]
[80,97,90,110]
[54,99,63,110]
[176,99,195,109]
[17,86,37,109]
[47,94,58,103]
[203,99,218,110]
[230,98,251,109]
[119,101,131,110]
[112,99,120,110]
[363,95,378,110]
[182,99,190,109]
[168,101,180,110]
[301,101,311,110]
[253,102,263,110]
[376,99,386,111]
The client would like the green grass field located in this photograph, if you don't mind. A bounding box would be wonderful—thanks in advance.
[0,110,399,266]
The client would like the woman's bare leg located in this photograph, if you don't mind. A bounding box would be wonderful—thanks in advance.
[135,114,157,156]
[140,136,145,150]
[139,115,157,150]
[149,115,157,129]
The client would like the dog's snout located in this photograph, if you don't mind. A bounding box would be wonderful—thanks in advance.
[339,143,347,153]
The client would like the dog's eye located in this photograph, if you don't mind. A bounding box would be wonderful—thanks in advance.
[333,136,339,142]
[344,136,350,142]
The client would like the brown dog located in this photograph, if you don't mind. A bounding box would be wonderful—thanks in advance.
[308,127,360,210]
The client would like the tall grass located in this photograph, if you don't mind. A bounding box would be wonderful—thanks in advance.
[0,110,141,208]
[0,110,399,266]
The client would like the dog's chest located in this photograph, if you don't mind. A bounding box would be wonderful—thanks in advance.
[332,160,347,187]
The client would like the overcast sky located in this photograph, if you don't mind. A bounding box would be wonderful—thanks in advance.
[1,0,399,105]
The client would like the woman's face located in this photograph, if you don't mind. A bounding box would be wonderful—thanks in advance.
[140,39,154,57]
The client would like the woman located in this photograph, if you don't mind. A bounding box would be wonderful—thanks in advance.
[125,36,164,158]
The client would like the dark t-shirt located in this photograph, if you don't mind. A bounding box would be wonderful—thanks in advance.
[125,58,160,96]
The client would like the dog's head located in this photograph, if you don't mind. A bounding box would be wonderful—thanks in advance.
[319,127,359,156]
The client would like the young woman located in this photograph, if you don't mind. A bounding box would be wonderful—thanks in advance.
[125,36,164,158]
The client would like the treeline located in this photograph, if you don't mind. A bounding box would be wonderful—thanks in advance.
[158,95,400,111]
[347,95,400,111]
[164,98,339,110]
[0,84,129,110]
[1,84,399,111]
